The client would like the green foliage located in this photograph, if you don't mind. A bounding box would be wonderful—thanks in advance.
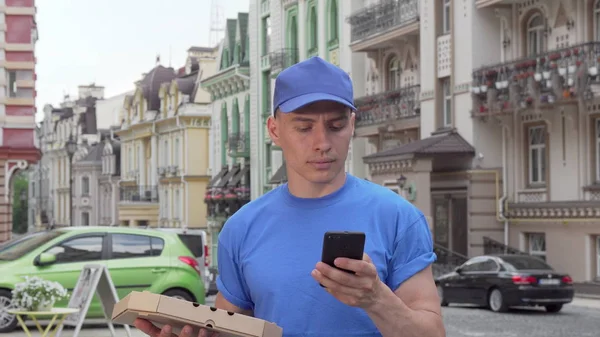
[12,172,29,234]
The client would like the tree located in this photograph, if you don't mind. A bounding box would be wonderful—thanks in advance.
[12,172,28,234]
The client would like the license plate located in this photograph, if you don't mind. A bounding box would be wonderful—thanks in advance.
[538,278,560,285]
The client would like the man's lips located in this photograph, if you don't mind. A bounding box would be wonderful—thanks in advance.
[308,159,335,164]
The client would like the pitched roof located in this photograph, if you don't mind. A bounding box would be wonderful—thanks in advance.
[363,129,475,160]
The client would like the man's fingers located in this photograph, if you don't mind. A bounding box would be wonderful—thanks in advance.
[311,269,362,296]
[332,258,376,276]
[134,318,162,337]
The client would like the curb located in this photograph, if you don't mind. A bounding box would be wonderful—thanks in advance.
[575,294,600,300]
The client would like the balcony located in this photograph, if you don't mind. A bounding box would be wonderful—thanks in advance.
[228,132,249,158]
[270,48,298,76]
[347,0,419,52]
[471,42,600,117]
[354,85,420,137]
[119,185,159,203]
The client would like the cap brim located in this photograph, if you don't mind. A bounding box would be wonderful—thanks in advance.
[277,93,356,114]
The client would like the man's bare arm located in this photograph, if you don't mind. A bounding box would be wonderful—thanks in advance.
[214,292,253,316]
[365,265,445,337]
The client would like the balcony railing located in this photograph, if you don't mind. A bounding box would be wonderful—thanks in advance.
[354,85,420,128]
[119,185,159,203]
[270,48,298,74]
[483,236,529,256]
[347,0,419,44]
[471,42,600,116]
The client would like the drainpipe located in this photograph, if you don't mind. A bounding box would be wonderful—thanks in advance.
[176,115,189,230]
[500,125,509,249]
[152,119,162,225]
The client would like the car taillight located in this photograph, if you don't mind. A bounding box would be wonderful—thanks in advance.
[204,246,210,267]
[512,275,537,285]
[562,275,573,284]
[179,256,201,275]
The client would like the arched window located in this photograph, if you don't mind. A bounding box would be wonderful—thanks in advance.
[527,13,545,56]
[595,0,600,40]
[388,57,401,91]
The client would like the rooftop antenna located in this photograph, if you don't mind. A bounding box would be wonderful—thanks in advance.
[210,0,225,47]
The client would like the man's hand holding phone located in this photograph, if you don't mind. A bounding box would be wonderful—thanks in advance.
[311,252,384,310]
[312,231,384,309]
[134,318,219,337]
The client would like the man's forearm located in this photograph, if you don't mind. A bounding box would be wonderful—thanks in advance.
[365,285,445,337]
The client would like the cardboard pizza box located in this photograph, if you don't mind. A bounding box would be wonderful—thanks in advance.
[112,291,282,337]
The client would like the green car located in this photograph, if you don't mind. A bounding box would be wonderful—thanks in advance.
[0,226,206,333]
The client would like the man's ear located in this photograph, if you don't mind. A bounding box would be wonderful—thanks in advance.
[266,115,281,146]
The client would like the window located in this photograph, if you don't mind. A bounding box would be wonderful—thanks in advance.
[111,234,164,259]
[81,176,89,195]
[597,236,600,278]
[328,0,338,44]
[163,139,169,166]
[528,233,546,261]
[6,71,17,98]
[388,57,400,91]
[596,119,600,182]
[443,78,452,127]
[163,190,169,218]
[175,189,180,219]
[174,138,180,167]
[442,0,451,34]
[45,235,104,264]
[595,1,600,40]
[81,212,89,226]
[307,2,318,53]
[528,125,546,185]
[262,16,271,56]
[527,13,545,56]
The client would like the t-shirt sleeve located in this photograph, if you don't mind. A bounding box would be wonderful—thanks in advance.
[387,212,437,292]
[215,223,254,311]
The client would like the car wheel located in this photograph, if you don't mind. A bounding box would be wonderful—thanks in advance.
[162,289,194,302]
[436,284,448,307]
[0,289,18,333]
[488,288,508,313]
[545,304,563,313]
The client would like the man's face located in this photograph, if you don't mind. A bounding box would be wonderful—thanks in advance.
[267,100,355,185]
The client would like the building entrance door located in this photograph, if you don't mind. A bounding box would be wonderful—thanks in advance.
[432,193,468,256]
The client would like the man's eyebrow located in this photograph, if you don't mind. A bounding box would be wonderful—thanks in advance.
[290,116,317,122]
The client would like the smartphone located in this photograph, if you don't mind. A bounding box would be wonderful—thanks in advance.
[321,231,366,275]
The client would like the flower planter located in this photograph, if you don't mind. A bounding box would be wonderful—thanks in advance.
[12,276,67,312]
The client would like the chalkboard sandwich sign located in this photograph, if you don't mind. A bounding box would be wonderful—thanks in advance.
[112,291,283,337]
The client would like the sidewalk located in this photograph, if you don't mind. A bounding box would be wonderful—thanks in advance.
[571,296,600,310]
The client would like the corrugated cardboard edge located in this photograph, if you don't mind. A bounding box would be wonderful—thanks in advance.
[111,291,283,337]
[112,291,161,323]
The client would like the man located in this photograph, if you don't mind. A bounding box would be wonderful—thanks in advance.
[135,57,445,337]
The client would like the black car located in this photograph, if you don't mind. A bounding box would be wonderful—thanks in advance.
[435,254,574,313]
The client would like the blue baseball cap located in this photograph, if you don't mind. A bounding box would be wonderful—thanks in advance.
[273,56,356,114]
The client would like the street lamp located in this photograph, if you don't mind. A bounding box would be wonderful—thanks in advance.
[65,136,78,226]
[397,174,407,190]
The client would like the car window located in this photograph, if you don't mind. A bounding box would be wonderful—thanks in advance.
[501,255,553,271]
[45,235,104,264]
[461,261,483,272]
[480,259,499,272]
[0,231,64,261]
[111,234,164,259]
[177,234,203,257]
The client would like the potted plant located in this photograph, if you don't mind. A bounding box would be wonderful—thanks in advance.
[11,276,68,312]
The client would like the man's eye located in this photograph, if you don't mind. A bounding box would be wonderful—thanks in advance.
[330,124,345,131]
[296,127,311,132]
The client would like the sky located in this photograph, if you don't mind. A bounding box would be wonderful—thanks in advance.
[34,0,250,122]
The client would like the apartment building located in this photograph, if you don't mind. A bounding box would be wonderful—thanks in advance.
[469,0,600,282]
[0,0,39,242]
[248,0,365,201]
[201,14,251,266]
[116,48,215,229]
[39,85,102,227]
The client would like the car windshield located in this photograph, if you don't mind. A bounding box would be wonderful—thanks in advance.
[0,231,64,261]
[501,255,553,271]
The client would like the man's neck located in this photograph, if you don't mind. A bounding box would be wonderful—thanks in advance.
[287,171,347,199]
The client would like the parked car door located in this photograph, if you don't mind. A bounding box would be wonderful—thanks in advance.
[470,258,501,305]
[453,257,487,303]
[104,233,168,300]
[29,232,109,315]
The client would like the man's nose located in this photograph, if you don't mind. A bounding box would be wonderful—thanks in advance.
[312,123,332,153]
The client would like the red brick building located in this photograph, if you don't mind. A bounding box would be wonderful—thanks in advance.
[0,0,40,242]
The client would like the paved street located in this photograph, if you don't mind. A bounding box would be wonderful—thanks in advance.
[3,297,599,337]
[443,299,600,337]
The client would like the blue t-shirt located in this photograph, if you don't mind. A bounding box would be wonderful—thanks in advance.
[216,174,436,337]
